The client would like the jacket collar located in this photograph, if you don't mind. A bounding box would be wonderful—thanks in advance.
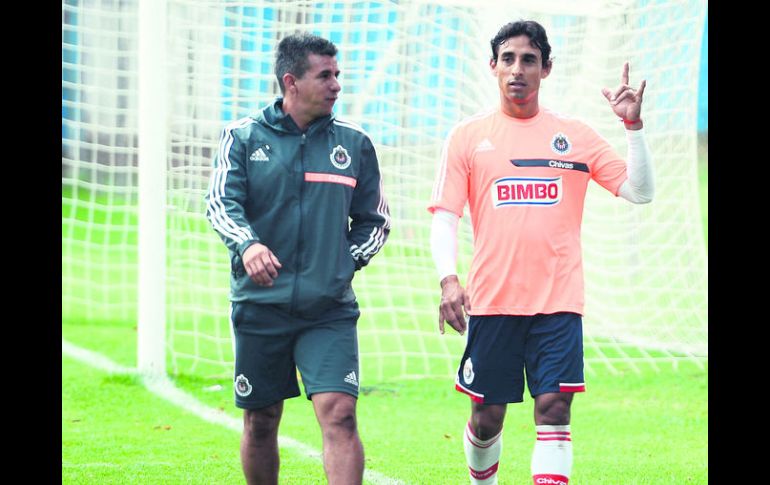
[258,97,335,135]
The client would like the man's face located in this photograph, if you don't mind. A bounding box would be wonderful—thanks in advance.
[293,54,341,120]
[490,35,551,107]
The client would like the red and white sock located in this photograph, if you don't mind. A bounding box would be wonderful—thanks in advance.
[464,421,503,485]
[531,424,572,485]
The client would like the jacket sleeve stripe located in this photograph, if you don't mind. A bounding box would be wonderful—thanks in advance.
[207,118,256,245]
[379,178,391,229]
[351,227,380,258]
[207,130,245,243]
[351,178,391,262]
[360,178,390,257]
[215,128,253,241]
[362,228,385,258]
[208,127,248,243]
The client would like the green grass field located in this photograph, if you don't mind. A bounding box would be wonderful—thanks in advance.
[62,147,708,484]
[63,334,707,484]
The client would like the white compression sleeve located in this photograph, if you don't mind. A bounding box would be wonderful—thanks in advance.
[430,209,460,282]
[617,127,654,204]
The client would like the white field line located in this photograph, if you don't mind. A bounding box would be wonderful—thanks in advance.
[62,339,407,485]
[62,462,175,468]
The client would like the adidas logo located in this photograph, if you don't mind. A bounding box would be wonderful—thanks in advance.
[249,147,269,162]
[344,371,358,387]
[475,138,495,152]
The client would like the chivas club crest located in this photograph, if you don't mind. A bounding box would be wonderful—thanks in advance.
[551,133,571,155]
[234,374,253,397]
[330,145,352,170]
[463,358,475,385]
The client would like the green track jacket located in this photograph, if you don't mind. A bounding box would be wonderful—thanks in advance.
[205,98,391,318]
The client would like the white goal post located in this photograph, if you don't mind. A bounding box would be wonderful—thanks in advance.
[62,0,708,381]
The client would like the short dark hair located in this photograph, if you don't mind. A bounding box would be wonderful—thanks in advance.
[490,20,552,68]
[275,32,338,94]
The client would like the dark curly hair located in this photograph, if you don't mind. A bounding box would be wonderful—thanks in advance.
[490,20,552,68]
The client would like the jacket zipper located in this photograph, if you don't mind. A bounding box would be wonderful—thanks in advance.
[290,132,307,314]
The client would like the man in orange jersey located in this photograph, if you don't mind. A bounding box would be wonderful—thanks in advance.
[428,20,652,485]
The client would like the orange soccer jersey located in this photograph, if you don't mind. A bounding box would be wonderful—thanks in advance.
[429,107,628,316]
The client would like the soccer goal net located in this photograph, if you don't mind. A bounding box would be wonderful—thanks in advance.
[62,0,708,381]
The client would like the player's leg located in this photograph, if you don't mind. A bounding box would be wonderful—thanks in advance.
[456,315,529,484]
[295,302,364,485]
[470,401,507,437]
[525,312,585,485]
[230,302,302,484]
[311,392,364,485]
[466,402,507,484]
[241,402,284,485]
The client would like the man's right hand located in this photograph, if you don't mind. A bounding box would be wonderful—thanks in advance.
[242,243,282,287]
[439,275,470,336]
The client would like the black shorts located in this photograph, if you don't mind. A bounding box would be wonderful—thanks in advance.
[230,300,361,409]
[455,312,585,404]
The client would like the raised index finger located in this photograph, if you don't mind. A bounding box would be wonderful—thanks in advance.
[622,61,630,85]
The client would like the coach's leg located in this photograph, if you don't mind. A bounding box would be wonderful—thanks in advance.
[532,393,573,485]
[241,401,284,485]
[465,402,506,484]
[312,392,364,485]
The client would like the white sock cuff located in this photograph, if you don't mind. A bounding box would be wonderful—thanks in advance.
[466,421,503,448]
[536,425,570,432]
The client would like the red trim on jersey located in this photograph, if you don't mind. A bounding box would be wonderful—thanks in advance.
[469,462,499,480]
[304,172,357,188]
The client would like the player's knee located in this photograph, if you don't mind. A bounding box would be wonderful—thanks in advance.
[319,400,358,437]
[535,394,572,425]
[471,403,506,438]
[243,406,282,439]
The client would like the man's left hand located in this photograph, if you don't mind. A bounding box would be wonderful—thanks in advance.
[602,61,646,126]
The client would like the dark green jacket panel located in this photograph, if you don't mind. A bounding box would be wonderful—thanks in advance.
[205,98,391,318]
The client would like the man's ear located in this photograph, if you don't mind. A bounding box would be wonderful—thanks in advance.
[541,60,552,79]
[489,58,497,75]
[283,73,297,93]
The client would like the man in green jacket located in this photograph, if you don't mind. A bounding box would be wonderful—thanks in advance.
[205,32,390,485]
